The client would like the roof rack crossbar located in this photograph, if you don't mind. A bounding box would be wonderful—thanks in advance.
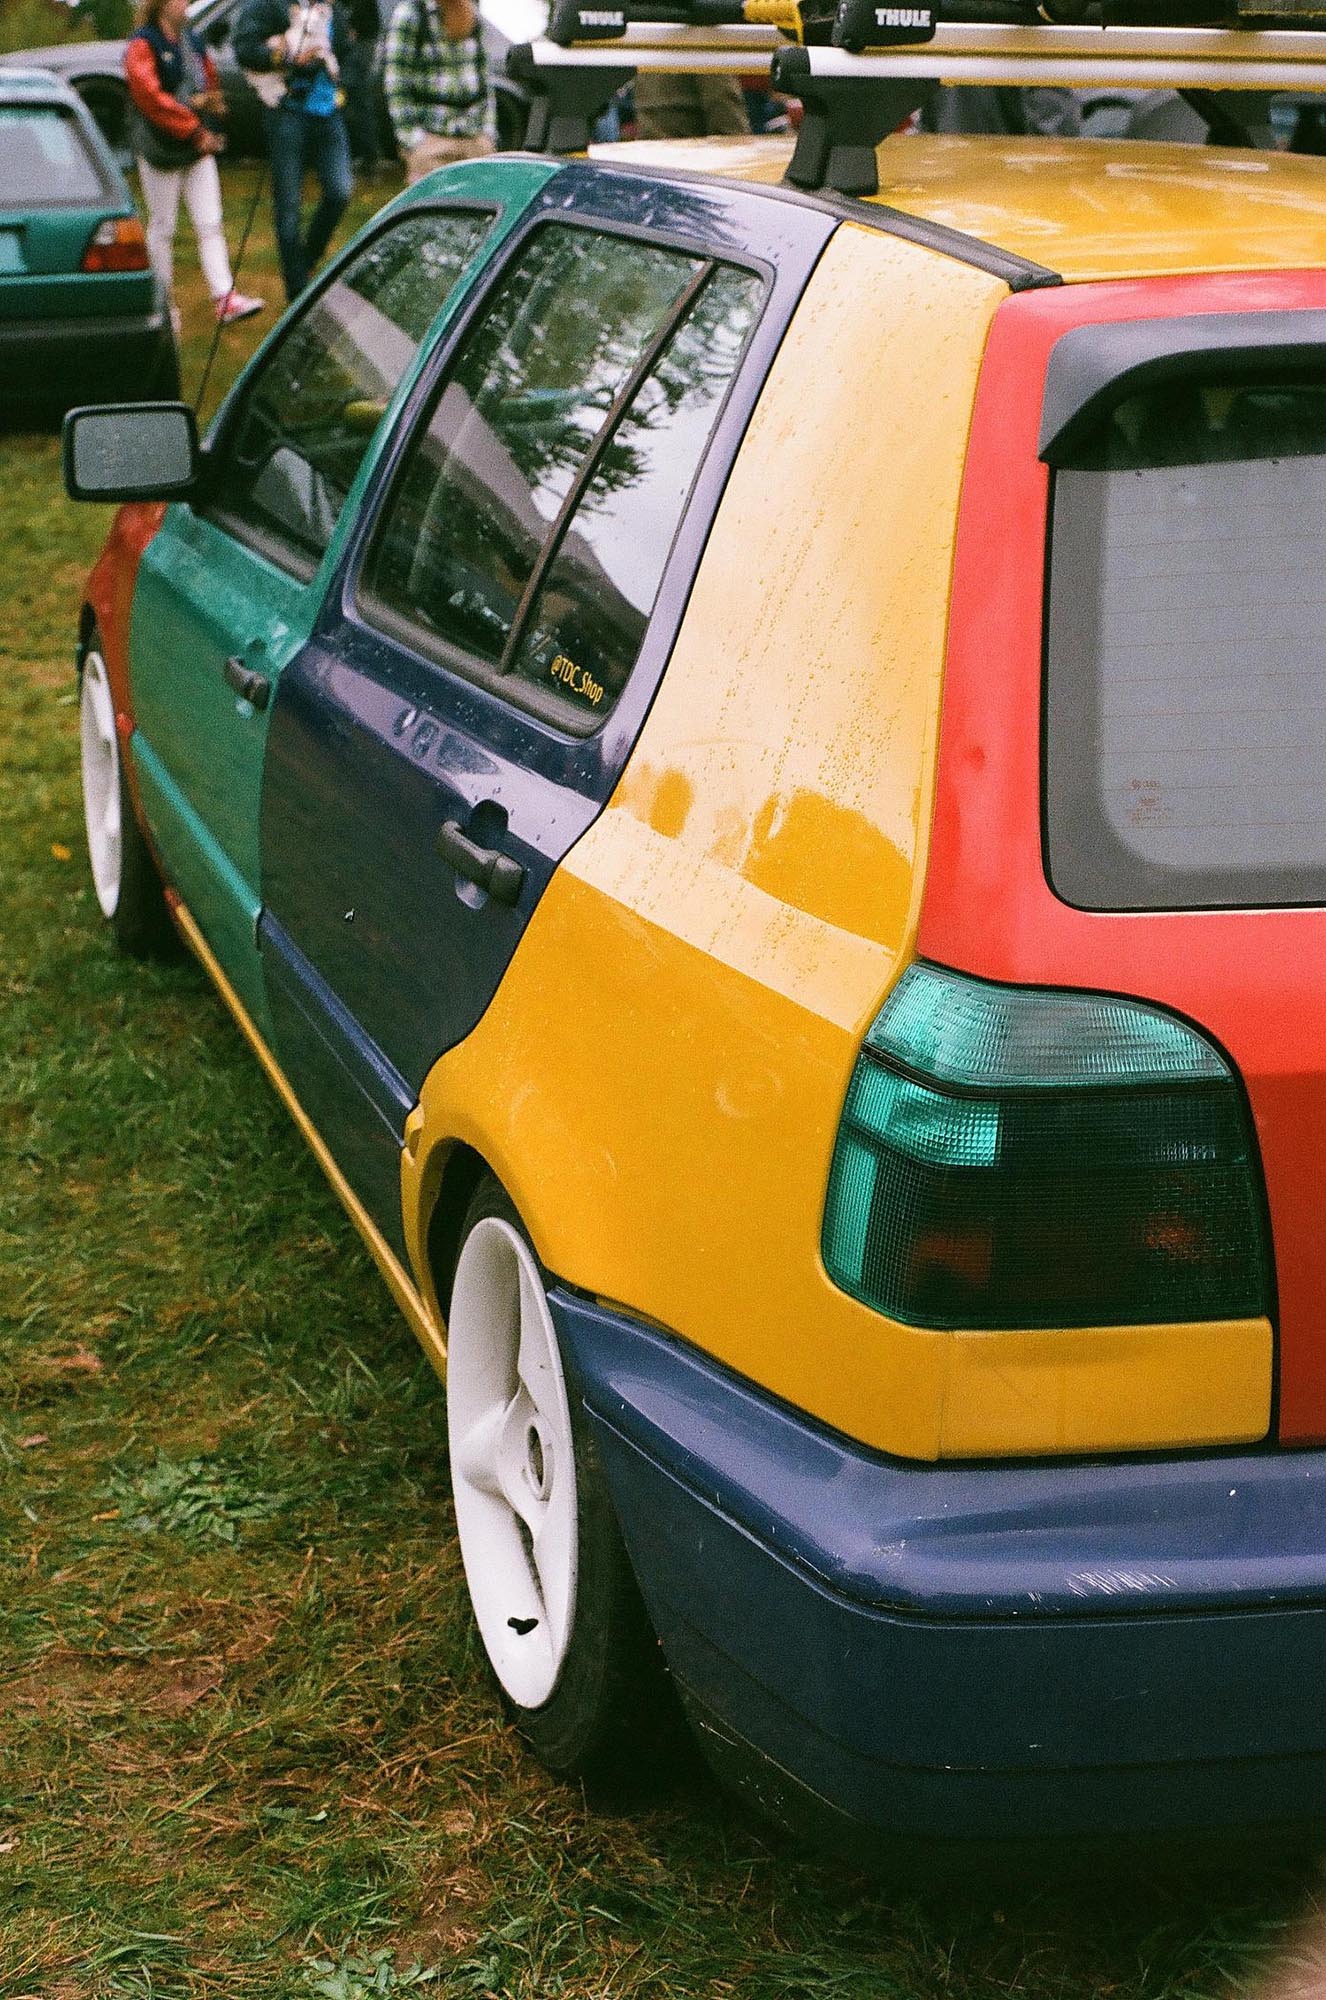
[515,17,1326,185]
[531,12,1326,78]
[547,0,798,38]
[524,26,779,66]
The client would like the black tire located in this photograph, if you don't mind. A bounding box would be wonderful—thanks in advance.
[447,1175,678,1788]
[79,631,176,959]
[149,334,182,403]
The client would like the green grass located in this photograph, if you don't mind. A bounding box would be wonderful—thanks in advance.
[0,163,1322,2000]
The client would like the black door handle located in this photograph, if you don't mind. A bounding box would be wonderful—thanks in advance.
[223,654,270,710]
[437,819,524,907]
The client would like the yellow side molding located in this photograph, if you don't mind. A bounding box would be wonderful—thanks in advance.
[937,1317,1273,1458]
[172,901,447,1381]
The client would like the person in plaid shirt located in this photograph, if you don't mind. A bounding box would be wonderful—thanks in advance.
[383,0,495,184]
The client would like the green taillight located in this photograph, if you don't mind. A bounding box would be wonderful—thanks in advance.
[823,964,1270,1331]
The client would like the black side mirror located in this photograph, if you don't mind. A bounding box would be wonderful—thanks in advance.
[62,402,200,503]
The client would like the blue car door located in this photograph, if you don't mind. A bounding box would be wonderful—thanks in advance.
[258,166,834,1254]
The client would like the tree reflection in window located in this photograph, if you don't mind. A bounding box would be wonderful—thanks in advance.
[365,227,706,668]
[509,264,763,724]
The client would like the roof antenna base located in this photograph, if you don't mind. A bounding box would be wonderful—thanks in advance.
[773,45,923,194]
[507,43,636,152]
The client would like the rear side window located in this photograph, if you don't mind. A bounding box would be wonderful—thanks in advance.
[0,107,105,205]
[505,264,762,724]
[1046,379,1326,910]
[361,223,763,731]
[207,208,493,576]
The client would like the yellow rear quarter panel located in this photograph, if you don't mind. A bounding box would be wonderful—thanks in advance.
[403,216,1274,1461]
[403,220,1271,1461]
[406,226,1002,1460]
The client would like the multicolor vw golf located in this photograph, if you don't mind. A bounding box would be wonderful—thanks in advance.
[65,124,1326,1851]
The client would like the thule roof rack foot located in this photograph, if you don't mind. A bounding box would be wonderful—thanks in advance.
[507,42,636,152]
[1178,86,1257,143]
[773,45,925,194]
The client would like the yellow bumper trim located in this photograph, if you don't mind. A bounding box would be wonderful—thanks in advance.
[934,1316,1273,1458]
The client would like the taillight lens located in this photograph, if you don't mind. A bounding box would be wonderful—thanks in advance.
[81,217,150,273]
[823,963,1270,1330]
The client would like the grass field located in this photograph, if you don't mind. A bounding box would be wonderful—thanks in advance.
[1,160,1323,2000]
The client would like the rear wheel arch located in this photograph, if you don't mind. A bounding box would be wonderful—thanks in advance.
[423,1139,490,1327]
[444,1167,683,1784]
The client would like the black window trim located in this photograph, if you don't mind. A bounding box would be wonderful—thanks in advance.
[193,196,503,586]
[1039,309,1326,465]
[587,155,1063,294]
[351,206,772,741]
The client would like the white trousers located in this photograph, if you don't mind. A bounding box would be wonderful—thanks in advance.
[136,153,234,303]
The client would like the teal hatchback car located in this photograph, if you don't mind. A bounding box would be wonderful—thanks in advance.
[0,66,176,415]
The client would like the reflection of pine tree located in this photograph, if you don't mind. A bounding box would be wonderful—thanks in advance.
[366,226,762,679]
[582,265,761,504]
[469,228,708,506]
[350,221,486,344]
[512,263,763,710]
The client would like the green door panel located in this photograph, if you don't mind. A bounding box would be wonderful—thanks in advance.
[126,157,559,1011]
[130,727,273,1034]
[129,505,305,1016]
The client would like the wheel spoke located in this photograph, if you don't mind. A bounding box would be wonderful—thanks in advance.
[495,1388,549,1539]
[515,1257,559,1424]
[451,1403,508,1502]
[453,1387,550,1542]
[531,1478,575,1650]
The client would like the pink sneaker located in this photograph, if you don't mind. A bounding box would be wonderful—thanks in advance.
[215,290,265,325]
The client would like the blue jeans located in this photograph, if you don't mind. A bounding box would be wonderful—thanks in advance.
[266,101,353,301]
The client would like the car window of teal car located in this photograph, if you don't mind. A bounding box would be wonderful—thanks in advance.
[0,106,107,203]
[358,223,764,733]
[202,208,495,580]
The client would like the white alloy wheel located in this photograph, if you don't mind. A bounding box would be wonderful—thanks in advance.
[80,649,122,919]
[447,1214,579,1711]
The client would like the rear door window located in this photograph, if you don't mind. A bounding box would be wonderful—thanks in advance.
[504,263,763,727]
[0,107,106,205]
[1046,379,1326,910]
[360,222,763,731]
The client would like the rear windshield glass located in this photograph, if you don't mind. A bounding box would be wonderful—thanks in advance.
[1045,378,1326,910]
[0,106,106,205]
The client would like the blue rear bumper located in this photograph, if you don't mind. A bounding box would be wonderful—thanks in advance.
[550,1290,1326,1846]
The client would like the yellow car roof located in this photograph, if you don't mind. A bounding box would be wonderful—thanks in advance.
[591,131,1326,282]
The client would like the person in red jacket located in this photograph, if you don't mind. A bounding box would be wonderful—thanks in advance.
[124,0,265,325]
